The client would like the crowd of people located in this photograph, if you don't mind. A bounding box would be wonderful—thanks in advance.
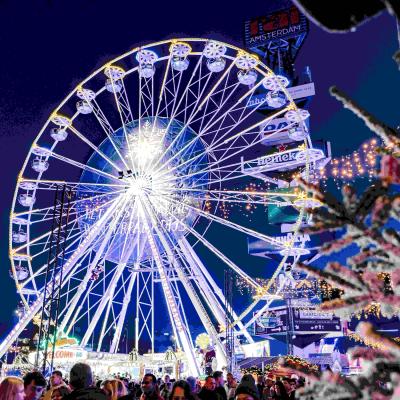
[0,363,302,400]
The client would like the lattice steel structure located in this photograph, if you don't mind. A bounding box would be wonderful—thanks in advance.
[4,38,314,375]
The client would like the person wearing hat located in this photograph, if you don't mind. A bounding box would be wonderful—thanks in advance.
[235,375,259,400]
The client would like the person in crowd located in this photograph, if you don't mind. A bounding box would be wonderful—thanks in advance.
[160,375,172,400]
[281,379,296,400]
[262,376,275,400]
[0,377,25,400]
[51,386,71,400]
[23,371,47,400]
[44,370,67,400]
[256,376,264,400]
[138,374,163,400]
[213,372,227,400]
[63,363,107,400]
[198,376,220,400]
[102,379,128,400]
[234,375,259,400]
[225,373,237,400]
[168,380,194,400]
[185,377,199,399]
[271,380,289,400]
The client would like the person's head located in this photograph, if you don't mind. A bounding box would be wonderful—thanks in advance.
[0,377,25,400]
[164,375,170,384]
[212,371,224,387]
[51,385,71,400]
[50,371,63,387]
[185,377,197,394]
[69,363,93,390]
[273,380,288,397]
[282,378,293,394]
[141,374,157,395]
[204,376,216,391]
[23,371,47,400]
[265,377,274,388]
[235,374,259,400]
[102,379,127,400]
[169,380,192,400]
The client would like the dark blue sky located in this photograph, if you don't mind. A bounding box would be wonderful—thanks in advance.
[0,0,399,339]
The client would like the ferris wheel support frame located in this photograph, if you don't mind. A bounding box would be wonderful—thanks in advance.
[0,193,122,359]
[178,238,254,344]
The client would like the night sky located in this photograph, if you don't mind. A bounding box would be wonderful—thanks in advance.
[0,0,399,345]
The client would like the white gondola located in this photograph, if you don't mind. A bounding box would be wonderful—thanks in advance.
[295,148,325,163]
[18,194,36,207]
[288,125,308,141]
[77,100,93,114]
[285,108,310,123]
[171,56,189,72]
[266,91,287,108]
[31,157,49,173]
[105,78,123,93]
[206,58,226,73]
[262,75,290,91]
[76,88,96,101]
[235,53,258,70]
[170,42,190,71]
[12,230,27,243]
[50,127,68,141]
[237,69,257,85]
[139,64,155,78]
[10,266,29,281]
[203,41,227,59]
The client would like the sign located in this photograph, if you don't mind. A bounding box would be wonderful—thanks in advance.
[244,6,308,48]
[241,340,270,357]
[249,231,336,255]
[254,307,342,336]
[248,83,315,109]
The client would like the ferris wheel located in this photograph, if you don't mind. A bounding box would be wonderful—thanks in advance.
[4,38,312,375]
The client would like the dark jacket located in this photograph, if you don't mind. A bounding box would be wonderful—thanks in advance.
[64,387,107,400]
[198,388,221,400]
[215,386,227,400]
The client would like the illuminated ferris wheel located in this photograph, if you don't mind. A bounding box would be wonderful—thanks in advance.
[4,38,313,375]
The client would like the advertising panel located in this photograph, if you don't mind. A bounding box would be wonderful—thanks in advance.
[254,307,342,337]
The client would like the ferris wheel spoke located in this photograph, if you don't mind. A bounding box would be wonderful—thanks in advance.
[13,195,121,256]
[82,93,131,171]
[42,148,123,184]
[108,77,137,170]
[156,201,260,289]
[59,193,132,333]
[14,189,123,221]
[141,196,220,372]
[110,268,137,353]
[150,54,239,174]
[67,126,122,172]
[166,195,283,247]
[19,179,126,193]
[153,105,289,185]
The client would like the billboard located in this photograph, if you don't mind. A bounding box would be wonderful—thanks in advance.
[254,307,342,336]
[244,6,308,48]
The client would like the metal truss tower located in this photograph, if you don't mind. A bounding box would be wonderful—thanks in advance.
[35,185,73,374]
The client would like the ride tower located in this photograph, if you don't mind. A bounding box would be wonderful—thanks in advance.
[242,1,339,360]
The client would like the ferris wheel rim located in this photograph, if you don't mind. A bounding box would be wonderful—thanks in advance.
[8,38,312,360]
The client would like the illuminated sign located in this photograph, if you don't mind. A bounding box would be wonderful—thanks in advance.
[254,307,342,336]
[244,6,308,48]
[248,83,315,109]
